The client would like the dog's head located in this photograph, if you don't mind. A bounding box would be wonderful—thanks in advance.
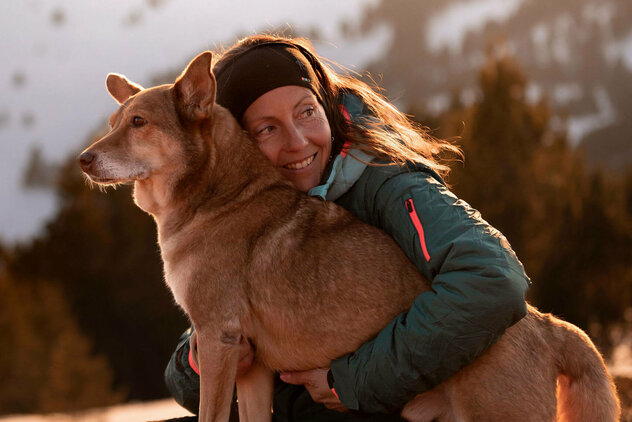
[79,51,240,213]
[78,51,227,213]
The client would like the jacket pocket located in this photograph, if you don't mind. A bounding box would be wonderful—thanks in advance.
[404,197,430,262]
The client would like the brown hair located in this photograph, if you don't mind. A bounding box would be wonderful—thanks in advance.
[213,34,461,179]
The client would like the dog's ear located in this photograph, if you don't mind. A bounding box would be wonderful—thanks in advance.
[106,73,144,104]
[174,51,216,121]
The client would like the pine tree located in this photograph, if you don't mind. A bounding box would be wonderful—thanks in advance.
[21,145,57,190]
[447,51,547,259]
[535,172,632,351]
[0,274,125,414]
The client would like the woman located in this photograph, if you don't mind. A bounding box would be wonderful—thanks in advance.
[165,35,530,421]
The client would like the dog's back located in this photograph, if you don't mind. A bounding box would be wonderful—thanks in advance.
[229,191,426,371]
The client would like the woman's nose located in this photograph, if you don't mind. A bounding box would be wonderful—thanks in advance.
[284,124,308,151]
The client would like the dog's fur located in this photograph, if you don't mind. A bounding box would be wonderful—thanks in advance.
[79,51,621,421]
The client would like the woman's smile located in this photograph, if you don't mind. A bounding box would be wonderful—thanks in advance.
[282,152,317,170]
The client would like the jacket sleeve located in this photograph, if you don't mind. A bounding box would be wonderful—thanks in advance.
[329,169,530,413]
[164,327,200,414]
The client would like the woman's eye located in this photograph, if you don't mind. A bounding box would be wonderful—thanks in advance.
[301,107,315,118]
[258,126,274,135]
[132,116,146,127]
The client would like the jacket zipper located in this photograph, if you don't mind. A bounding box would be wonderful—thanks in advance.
[405,198,431,262]
[338,104,351,157]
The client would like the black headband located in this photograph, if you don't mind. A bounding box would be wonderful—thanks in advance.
[214,43,325,122]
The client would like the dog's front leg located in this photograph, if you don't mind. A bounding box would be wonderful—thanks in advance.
[236,362,274,422]
[196,328,241,422]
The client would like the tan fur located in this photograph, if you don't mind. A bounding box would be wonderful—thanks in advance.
[79,51,621,422]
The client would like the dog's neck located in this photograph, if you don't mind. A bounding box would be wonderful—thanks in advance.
[133,176,172,218]
[138,106,290,239]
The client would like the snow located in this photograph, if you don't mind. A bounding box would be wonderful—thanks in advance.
[426,0,526,53]
[606,29,632,69]
[551,14,573,65]
[566,86,616,146]
[553,83,583,105]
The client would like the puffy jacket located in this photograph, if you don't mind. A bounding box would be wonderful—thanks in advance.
[164,93,530,419]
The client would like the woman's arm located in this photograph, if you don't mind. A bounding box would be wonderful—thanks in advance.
[164,328,201,414]
[328,166,530,413]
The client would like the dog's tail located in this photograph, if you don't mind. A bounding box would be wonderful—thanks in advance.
[542,309,621,421]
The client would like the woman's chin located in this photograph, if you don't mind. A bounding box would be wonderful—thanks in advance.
[280,166,323,192]
[281,173,316,192]
[289,177,316,192]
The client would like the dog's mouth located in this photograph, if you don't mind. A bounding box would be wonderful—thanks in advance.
[84,174,130,186]
[84,170,149,186]
[91,176,117,184]
[283,153,317,171]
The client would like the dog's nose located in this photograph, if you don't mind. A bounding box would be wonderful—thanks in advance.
[78,151,95,171]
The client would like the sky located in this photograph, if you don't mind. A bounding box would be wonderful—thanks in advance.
[0,0,387,243]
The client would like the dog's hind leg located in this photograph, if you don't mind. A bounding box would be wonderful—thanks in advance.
[196,328,242,422]
[236,362,274,422]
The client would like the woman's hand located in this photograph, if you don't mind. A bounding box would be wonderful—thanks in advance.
[280,368,347,412]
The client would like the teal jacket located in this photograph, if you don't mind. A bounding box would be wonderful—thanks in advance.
[164,94,530,420]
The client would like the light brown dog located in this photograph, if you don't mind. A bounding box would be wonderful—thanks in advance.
[79,51,620,422]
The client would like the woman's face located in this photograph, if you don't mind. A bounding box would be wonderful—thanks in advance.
[242,86,332,192]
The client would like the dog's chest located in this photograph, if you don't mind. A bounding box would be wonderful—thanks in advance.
[163,257,194,309]
[159,235,198,309]
[158,223,238,315]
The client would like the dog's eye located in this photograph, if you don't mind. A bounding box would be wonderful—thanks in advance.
[132,116,146,127]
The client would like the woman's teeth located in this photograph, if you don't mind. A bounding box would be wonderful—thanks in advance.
[284,154,315,170]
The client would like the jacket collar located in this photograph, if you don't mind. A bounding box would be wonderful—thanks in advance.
[308,147,374,201]
[308,92,375,200]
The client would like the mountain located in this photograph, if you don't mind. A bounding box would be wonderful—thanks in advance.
[353,0,632,169]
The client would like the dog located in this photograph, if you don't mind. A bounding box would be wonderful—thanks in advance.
[78,51,620,422]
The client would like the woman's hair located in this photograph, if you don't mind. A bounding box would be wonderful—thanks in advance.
[213,34,461,179]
